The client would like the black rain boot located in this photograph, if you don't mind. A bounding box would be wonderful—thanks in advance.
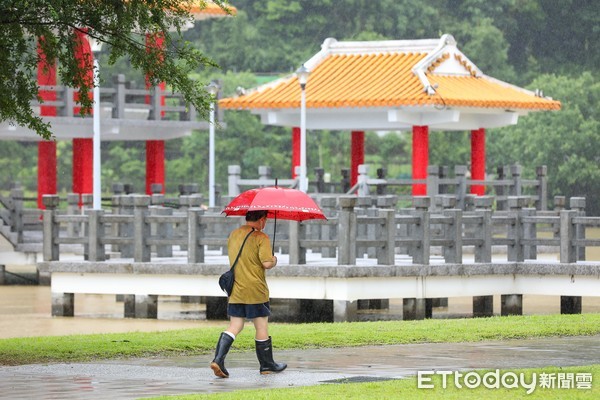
[255,336,287,374]
[210,332,234,378]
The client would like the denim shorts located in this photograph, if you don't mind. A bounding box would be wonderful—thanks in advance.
[228,302,271,319]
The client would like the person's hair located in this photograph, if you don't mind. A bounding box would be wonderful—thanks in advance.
[246,210,268,221]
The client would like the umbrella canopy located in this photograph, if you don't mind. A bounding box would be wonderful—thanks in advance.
[222,186,326,221]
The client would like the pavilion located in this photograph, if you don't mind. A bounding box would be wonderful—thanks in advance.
[0,1,236,208]
[219,34,560,195]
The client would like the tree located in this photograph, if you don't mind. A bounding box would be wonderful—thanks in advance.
[0,0,234,140]
[488,73,600,215]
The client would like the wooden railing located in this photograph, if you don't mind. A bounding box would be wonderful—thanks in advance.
[40,194,598,266]
[34,74,199,123]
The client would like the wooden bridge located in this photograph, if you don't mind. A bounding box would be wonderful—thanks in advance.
[32,192,600,322]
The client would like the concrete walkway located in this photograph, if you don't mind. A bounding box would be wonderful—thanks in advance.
[1,335,598,399]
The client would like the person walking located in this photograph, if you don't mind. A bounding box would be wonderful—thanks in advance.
[210,210,287,378]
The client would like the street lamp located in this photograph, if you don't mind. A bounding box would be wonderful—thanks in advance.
[89,37,103,210]
[206,81,220,208]
[296,64,310,192]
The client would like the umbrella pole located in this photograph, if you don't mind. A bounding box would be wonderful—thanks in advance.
[272,211,277,255]
[272,178,278,255]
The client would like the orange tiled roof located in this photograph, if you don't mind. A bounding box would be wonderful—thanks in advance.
[187,1,237,18]
[220,35,560,112]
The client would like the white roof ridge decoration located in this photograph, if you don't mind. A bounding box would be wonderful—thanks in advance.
[229,33,485,101]
[411,34,483,96]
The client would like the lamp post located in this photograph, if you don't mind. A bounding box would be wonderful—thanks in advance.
[89,37,103,210]
[296,64,310,192]
[206,81,220,208]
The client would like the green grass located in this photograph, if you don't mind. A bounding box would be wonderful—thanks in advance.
[151,365,600,399]
[1,314,599,366]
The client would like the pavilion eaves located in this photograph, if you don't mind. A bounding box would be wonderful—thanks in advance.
[219,34,561,131]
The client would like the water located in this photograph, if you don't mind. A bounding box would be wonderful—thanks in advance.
[1,285,599,339]
[0,286,223,339]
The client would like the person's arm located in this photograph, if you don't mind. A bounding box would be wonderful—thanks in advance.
[262,256,277,270]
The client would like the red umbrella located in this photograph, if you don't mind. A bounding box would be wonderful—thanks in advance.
[222,185,327,253]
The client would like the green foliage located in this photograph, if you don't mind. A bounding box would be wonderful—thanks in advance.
[2,1,599,213]
[0,0,233,140]
[488,72,600,214]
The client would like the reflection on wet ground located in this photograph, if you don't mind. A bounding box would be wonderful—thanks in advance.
[1,336,599,399]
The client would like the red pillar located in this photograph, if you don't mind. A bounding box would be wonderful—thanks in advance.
[71,30,94,205]
[73,139,94,200]
[37,41,58,209]
[146,140,165,194]
[471,128,486,196]
[412,125,429,196]
[145,33,166,193]
[72,29,94,115]
[291,127,300,178]
[37,142,57,209]
[350,131,365,188]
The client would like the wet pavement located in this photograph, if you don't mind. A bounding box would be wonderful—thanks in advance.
[1,335,599,399]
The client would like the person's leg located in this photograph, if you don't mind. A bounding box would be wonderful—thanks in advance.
[227,316,245,337]
[252,316,269,340]
[211,317,245,378]
[253,316,286,374]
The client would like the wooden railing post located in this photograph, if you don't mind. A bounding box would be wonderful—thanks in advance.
[510,164,522,196]
[42,195,60,261]
[412,196,430,265]
[120,195,135,258]
[133,195,151,262]
[87,209,106,261]
[81,194,93,259]
[561,202,583,315]
[288,221,306,264]
[66,193,80,237]
[496,165,508,211]
[9,188,24,243]
[560,209,577,264]
[111,190,123,253]
[188,208,205,263]
[357,164,370,197]
[454,166,467,210]
[443,206,462,264]
[426,165,439,201]
[522,207,537,260]
[472,196,494,317]
[258,165,271,181]
[338,196,357,265]
[149,86,161,120]
[536,166,548,210]
[507,196,527,262]
[179,194,202,251]
[320,197,337,258]
[377,209,396,265]
[64,87,75,117]
[228,165,241,197]
[112,74,126,119]
[473,196,493,263]
[570,197,586,261]
[152,206,173,257]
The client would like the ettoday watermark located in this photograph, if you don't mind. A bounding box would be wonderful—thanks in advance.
[417,370,593,394]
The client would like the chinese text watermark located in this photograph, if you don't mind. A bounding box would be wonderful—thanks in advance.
[417,370,593,394]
